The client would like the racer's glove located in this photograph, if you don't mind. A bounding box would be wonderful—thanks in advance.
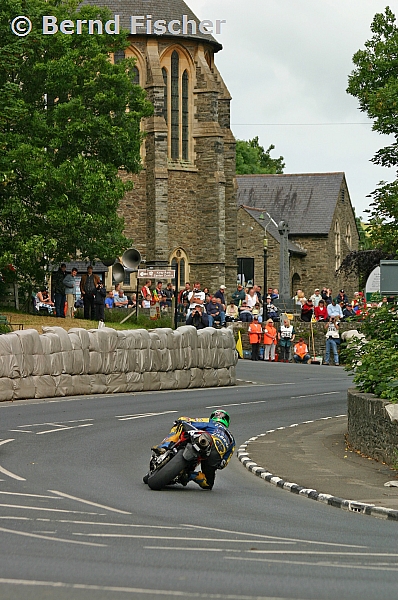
[218,459,227,469]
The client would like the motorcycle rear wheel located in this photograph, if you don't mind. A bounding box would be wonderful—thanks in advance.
[147,449,189,490]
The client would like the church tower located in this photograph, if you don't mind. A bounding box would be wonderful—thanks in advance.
[84,0,237,291]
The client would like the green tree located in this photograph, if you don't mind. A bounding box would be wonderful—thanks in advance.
[236,137,285,175]
[0,0,153,286]
[347,6,398,254]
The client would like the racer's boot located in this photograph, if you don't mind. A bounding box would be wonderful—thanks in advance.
[189,471,212,490]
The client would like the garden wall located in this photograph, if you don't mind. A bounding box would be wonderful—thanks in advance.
[347,388,398,467]
[0,325,238,402]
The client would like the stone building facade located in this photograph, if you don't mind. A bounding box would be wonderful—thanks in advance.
[237,173,360,299]
[84,0,237,293]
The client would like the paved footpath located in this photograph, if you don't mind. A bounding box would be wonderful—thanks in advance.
[238,415,398,520]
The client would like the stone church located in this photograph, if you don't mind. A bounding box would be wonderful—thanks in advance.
[84,0,237,292]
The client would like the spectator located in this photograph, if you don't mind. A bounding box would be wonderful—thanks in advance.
[246,287,258,310]
[186,305,209,329]
[93,281,106,322]
[293,338,311,364]
[335,289,349,304]
[238,301,253,322]
[342,303,355,320]
[310,288,323,307]
[225,301,239,322]
[105,290,114,309]
[114,288,128,308]
[164,282,174,308]
[177,298,189,323]
[140,279,152,301]
[301,299,314,322]
[188,282,205,313]
[272,288,279,300]
[264,296,279,322]
[327,298,343,320]
[127,293,137,309]
[294,289,306,307]
[252,302,263,323]
[322,288,333,305]
[142,293,152,309]
[80,266,100,320]
[232,283,245,307]
[248,314,262,361]
[52,263,67,318]
[214,285,227,309]
[36,288,55,314]
[314,299,328,321]
[152,281,167,308]
[206,296,225,327]
[263,318,277,361]
[179,282,191,304]
[324,317,340,366]
[278,318,295,363]
[63,267,78,318]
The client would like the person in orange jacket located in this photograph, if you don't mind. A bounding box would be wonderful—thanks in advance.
[293,338,311,364]
[248,314,262,361]
[263,318,277,361]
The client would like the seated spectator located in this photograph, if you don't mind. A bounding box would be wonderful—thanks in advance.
[293,338,311,364]
[342,303,356,320]
[36,288,55,314]
[272,288,279,300]
[238,301,253,322]
[314,299,328,321]
[114,289,128,308]
[294,289,307,306]
[246,287,258,310]
[127,293,137,309]
[327,298,343,320]
[225,300,239,322]
[177,299,189,323]
[140,279,152,301]
[264,296,279,322]
[105,290,114,309]
[206,296,226,327]
[186,305,209,329]
[301,299,314,322]
[322,288,333,305]
[251,302,263,323]
[142,293,152,309]
[335,289,349,304]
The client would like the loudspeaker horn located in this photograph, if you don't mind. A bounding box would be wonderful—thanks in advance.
[112,262,125,283]
[101,258,116,267]
[122,248,142,270]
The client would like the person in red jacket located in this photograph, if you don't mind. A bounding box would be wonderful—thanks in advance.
[314,299,328,321]
[248,314,262,361]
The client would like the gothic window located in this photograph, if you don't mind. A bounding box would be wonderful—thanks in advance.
[171,51,179,160]
[182,70,189,160]
[132,66,139,85]
[162,67,168,124]
[171,249,188,288]
[346,223,352,249]
[334,220,341,271]
[114,50,125,63]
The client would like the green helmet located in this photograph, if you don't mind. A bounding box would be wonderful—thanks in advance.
[210,409,230,428]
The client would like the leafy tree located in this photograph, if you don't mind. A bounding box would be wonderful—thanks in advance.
[236,137,285,175]
[0,0,153,286]
[347,7,398,254]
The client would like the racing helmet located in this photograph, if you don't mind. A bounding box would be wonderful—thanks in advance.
[210,409,230,428]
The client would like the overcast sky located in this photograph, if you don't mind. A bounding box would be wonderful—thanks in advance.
[192,0,398,219]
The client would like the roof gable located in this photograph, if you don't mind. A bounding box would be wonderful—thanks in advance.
[237,173,346,235]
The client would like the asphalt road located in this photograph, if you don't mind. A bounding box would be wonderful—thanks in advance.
[0,361,397,600]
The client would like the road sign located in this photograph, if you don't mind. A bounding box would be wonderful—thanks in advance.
[137,269,175,279]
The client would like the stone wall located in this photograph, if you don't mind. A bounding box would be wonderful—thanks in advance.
[347,388,398,467]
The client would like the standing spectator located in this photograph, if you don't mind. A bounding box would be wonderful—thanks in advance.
[141,280,152,301]
[52,263,67,318]
[335,289,349,304]
[63,267,78,318]
[293,338,311,364]
[248,314,262,361]
[322,288,333,305]
[186,305,209,329]
[327,298,343,320]
[324,317,340,366]
[142,293,152,308]
[93,281,106,323]
[225,301,239,322]
[278,318,295,362]
[164,282,174,308]
[179,282,191,304]
[310,288,323,307]
[105,290,114,309]
[301,298,314,322]
[214,285,227,309]
[232,283,245,307]
[272,288,279,300]
[80,266,100,320]
[263,319,277,361]
[188,282,205,313]
[153,281,167,309]
[314,299,328,321]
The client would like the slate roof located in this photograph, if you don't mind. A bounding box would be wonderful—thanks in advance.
[236,173,347,236]
[80,0,222,50]
[240,206,307,256]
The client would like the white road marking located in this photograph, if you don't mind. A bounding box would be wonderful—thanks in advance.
[0,466,25,481]
[116,410,178,421]
[225,556,398,572]
[37,519,186,529]
[18,419,94,427]
[0,491,61,499]
[48,490,132,515]
[36,423,93,435]
[0,526,106,547]
[0,579,293,599]
[183,524,366,549]
[0,504,99,514]
[290,392,340,399]
[72,533,299,543]
[0,439,14,446]
[206,400,268,407]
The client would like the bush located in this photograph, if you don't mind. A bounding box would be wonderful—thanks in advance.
[344,305,398,402]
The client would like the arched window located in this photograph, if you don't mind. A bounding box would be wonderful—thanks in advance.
[162,67,168,124]
[334,220,341,271]
[132,66,139,85]
[114,50,125,63]
[182,70,189,160]
[170,249,188,289]
[171,51,179,160]
[346,223,352,249]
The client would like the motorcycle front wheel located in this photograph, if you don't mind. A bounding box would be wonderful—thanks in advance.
[147,448,189,490]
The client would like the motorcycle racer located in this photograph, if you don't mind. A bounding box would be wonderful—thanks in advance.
[152,409,235,490]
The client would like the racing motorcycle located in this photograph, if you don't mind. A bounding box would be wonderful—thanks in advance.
[143,423,213,491]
